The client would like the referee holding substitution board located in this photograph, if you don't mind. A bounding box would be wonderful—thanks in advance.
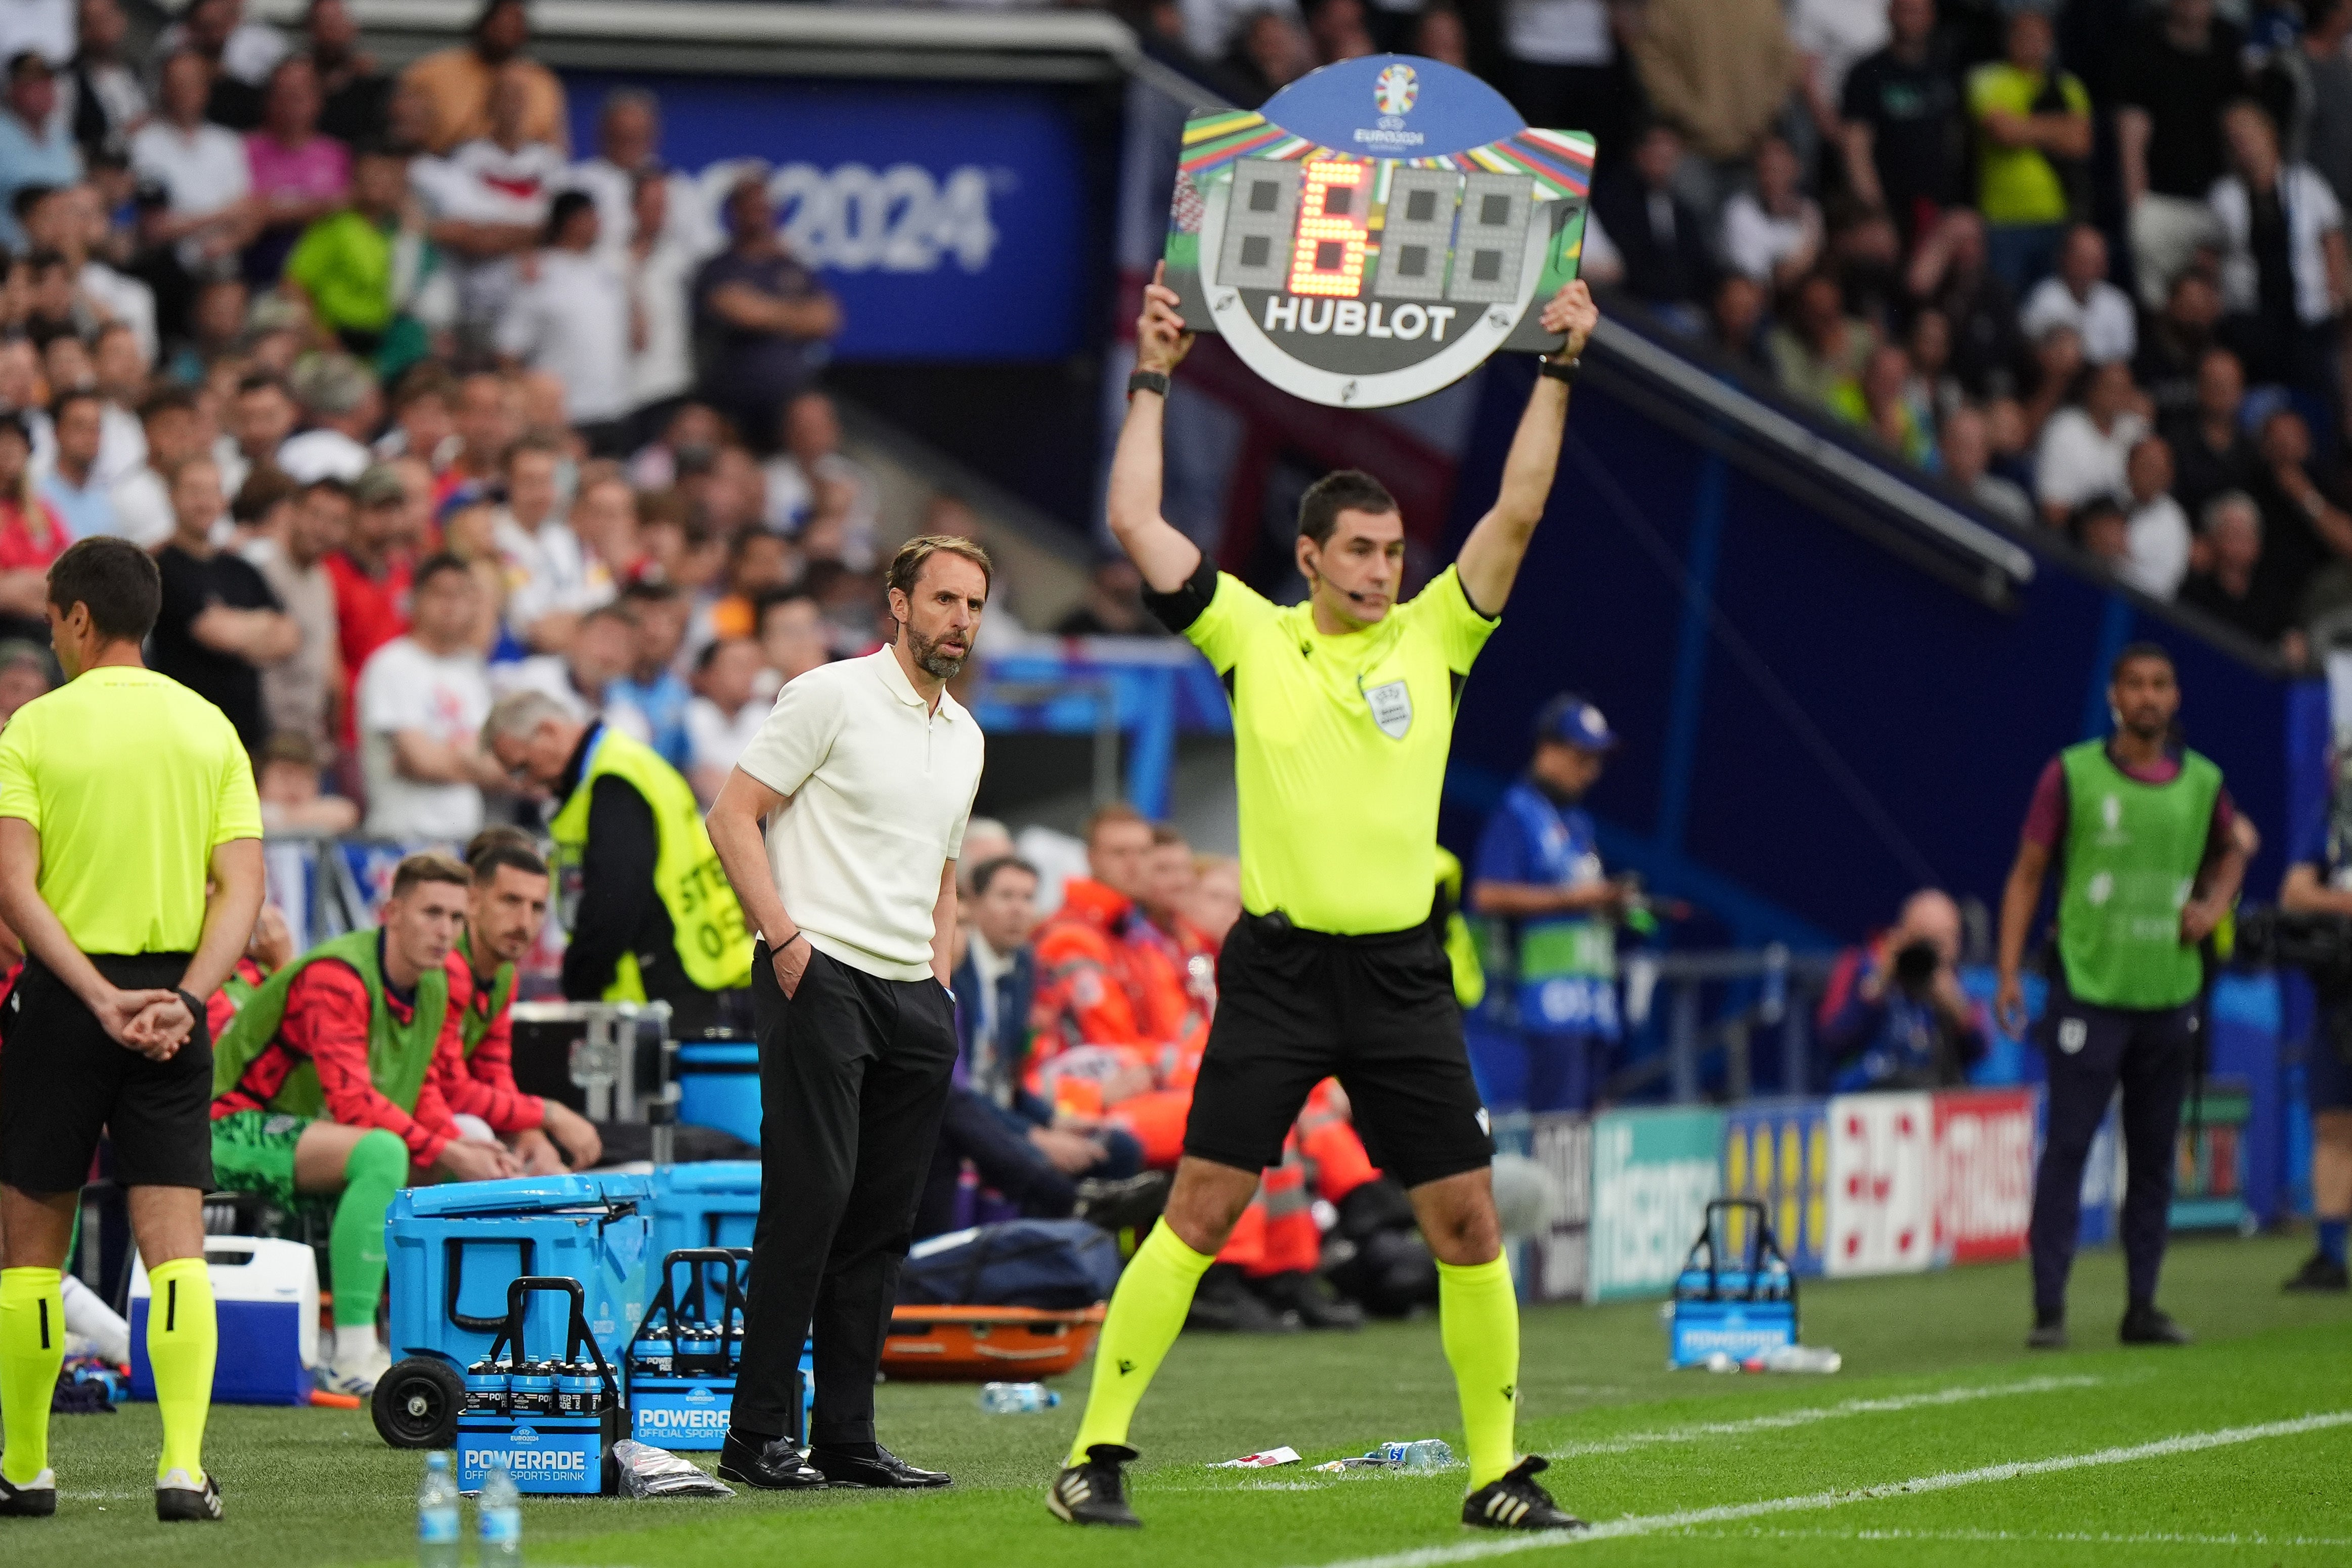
[1046,266,1599,1533]
[0,538,266,1523]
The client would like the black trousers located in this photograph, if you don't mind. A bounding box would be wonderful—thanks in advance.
[732,941,958,1444]
[2026,973,2197,1318]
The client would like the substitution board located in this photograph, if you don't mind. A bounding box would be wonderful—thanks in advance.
[1164,55,1593,409]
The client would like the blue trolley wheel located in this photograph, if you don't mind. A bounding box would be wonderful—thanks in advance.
[373,1357,465,1449]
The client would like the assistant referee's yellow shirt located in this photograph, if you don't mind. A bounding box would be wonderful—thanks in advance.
[1185,564,1496,935]
[0,665,262,954]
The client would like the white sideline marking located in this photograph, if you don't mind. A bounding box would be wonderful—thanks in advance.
[1303,1410,2352,1568]
[1550,1375,2102,1457]
[1169,1376,2103,1494]
[1676,1527,2352,1548]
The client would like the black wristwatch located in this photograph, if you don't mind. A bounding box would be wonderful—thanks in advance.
[1539,355,1582,383]
[175,988,205,1025]
[1127,369,1171,399]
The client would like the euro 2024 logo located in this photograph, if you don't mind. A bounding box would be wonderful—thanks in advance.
[1374,63,1418,118]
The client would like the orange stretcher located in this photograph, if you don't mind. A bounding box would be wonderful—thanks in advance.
[879,1304,1107,1382]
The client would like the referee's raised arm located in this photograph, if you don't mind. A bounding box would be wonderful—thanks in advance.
[1454,280,1598,619]
[0,536,263,1524]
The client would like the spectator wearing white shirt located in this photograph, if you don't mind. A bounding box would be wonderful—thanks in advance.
[1939,404,2034,527]
[684,636,769,805]
[562,87,716,266]
[357,552,506,841]
[88,319,147,483]
[2210,98,2351,393]
[625,169,696,444]
[1502,0,1632,165]
[1719,135,1823,288]
[19,182,156,364]
[107,383,207,548]
[276,351,378,484]
[496,191,631,453]
[129,51,256,300]
[495,433,612,651]
[2036,361,2150,525]
[228,368,296,482]
[413,61,565,336]
[2121,433,2192,599]
[2018,225,2138,366]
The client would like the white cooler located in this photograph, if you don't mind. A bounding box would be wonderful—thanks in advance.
[128,1236,318,1406]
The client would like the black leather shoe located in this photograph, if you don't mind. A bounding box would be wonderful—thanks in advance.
[155,1469,222,1522]
[716,1430,829,1490]
[2283,1252,2349,1292]
[2118,1303,2192,1345]
[809,1444,951,1489]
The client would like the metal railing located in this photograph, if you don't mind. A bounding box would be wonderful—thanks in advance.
[1616,946,1843,1105]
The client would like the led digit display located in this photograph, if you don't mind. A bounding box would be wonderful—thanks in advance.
[1215,160,1303,292]
[1288,160,1371,298]
[1373,167,1462,301]
[1445,171,1533,306]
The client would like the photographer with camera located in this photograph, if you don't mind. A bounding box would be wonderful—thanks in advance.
[2271,817,2352,1293]
[1996,643,2247,1351]
[1817,890,1987,1092]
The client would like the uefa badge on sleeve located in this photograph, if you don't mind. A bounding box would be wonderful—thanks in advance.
[1162,54,1594,409]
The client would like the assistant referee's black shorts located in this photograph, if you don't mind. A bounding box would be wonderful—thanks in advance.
[1182,912,1492,1189]
[0,952,214,1194]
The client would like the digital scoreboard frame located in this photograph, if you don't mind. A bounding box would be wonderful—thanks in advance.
[1164,56,1594,410]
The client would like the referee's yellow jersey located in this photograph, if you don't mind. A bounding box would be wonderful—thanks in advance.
[1184,564,1496,935]
[0,667,262,955]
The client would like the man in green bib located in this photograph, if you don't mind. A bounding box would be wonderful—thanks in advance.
[482,691,753,1034]
[210,852,520,1397]
[1995,643,2245,1351]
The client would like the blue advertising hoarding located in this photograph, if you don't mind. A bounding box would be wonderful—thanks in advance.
[562,74,1092,361]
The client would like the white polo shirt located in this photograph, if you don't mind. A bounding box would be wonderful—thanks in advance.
[735,646,985,983]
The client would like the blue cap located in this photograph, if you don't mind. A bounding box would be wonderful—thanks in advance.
[1534,693,1616,752]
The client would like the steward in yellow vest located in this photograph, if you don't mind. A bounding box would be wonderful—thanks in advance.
[481,691,753,1033]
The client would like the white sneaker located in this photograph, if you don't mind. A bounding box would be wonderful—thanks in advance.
[313,1349,389,1399]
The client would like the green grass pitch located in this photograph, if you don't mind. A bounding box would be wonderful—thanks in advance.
[9,1232,2348,1566]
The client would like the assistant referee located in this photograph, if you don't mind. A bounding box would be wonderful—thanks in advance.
[1046,267,1599,1533]
[0,538,265,1524]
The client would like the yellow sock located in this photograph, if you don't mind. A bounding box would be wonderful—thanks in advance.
[0,1268,65,1486]
[145,1257,216,1483]
[1066,1220,1214,1465]
[1437,1254,1520,1489]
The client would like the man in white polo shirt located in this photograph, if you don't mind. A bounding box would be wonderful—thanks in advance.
[706,533,989,1494]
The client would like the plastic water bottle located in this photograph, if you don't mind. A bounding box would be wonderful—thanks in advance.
[1757,1344,1843,1374]
[1371,1439,1455,1471]
[979,1381,1062,1413]
[416,1452,460,1568]
[477,1455,522,1566]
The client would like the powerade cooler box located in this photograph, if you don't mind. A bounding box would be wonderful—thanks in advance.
[456,1277,625,1495]
[128,1238,317,1406]
[1666,1199,1798,1368]
[648,1161,761,1256]
[627,1248,746,1450]
[386,1173,651,1374]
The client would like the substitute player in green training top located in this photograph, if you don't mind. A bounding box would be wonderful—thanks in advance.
[1047,266,1599,1533]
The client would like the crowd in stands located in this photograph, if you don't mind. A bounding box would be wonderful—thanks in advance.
[1129,0,2352,664]
[0,0,1018,832]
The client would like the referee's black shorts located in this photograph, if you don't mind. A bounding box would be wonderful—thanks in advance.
[0,952,214,1194]
[1182,912,1492,1190]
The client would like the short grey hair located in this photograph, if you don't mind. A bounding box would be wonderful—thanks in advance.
[481,689,572,746]
[2201,490,2260,536]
